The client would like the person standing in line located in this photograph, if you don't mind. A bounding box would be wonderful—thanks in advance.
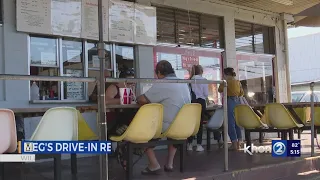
[218,67,244,150]
[187,65,208,152]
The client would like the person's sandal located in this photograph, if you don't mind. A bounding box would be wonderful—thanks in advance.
[141,167,162,175]
[164,165,173,172]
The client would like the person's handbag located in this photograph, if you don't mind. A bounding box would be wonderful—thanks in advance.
[207,108,224,130]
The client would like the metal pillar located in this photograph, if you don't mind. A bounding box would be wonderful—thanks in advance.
[223,80,228,171]
[97,0,108,179]
[310,82,315,157]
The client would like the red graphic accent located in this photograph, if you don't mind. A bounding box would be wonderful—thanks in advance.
[123,89,128,104]
[181,55,199,69]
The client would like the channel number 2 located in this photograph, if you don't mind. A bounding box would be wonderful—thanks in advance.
[273,142,286,155]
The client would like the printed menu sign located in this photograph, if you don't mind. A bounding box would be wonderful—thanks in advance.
[181,55,199,69]
[81,0,109,41]
[51,0,82,37]
[65,69,84,100]
[109,0,134,43]
[134,4,156,45]
[16,0,52,34]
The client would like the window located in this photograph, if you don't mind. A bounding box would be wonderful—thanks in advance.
[156,6,224,49]
[154,45,222,104]
[235,20,275,54]
[237,53,274,104]
[291,93,304,102]
[29,36,135,101]
[30,36,60,100]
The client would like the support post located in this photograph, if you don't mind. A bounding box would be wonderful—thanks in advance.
[98,0,108,179]
[223,80,228,171]
[310,82,315,157]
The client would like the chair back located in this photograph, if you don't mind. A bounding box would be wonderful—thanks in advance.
[77,111,98,140]
[207,108,224,130]
[162,103,202,140]
[234,105,265,129]
[314,107,320,126]
[0,109,17,153]
[293,107,311,125]
[265,103,301,129]
[30,107,78,141]
[122,104,163,143]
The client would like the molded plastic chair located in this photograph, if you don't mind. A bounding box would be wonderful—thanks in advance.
[313,107,320,126]
[0,109,17,154]
[110,103,163,143]
[160,103,202,140]
[265,103,303,129]
[77,111,98,140]
[30,107,79,141]
[206,107,224,130]
[293,107,311,125]
[234,105,267,129]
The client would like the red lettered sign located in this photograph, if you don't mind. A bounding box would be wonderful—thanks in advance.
[181,55,199,69]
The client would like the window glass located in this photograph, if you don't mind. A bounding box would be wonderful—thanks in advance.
[30,36,60,100]
[115,45,134,77]
[238,54,274,104]
[301,94,310,102]
[154,45,222,105]
[62,38,85,100]
[291,93,304,102]
[30,37,58,66]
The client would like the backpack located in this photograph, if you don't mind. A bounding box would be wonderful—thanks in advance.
[189,84,197,102]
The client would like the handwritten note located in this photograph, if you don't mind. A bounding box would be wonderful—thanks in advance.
[81,0,109,40]
[109,0,134,43]
[16,0,52,34]
[134,4,156,45]
[51,0,82,37]
[65,69,84,100]
[66,49,81,62]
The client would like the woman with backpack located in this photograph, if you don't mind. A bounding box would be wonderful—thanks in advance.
[187,65,208,152]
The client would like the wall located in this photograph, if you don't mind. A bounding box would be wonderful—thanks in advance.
[0,25,4,101]
[289,33,320,84]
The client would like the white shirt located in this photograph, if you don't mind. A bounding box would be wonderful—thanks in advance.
[190,75,209,100]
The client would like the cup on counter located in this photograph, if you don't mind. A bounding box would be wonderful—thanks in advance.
[119,88,132,105]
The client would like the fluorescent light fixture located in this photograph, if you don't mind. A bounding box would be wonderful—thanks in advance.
[248,92,255,98]
[201,36,207,39]
[270,0,293,5]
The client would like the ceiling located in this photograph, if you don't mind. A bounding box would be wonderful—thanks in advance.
[214,0,320,15]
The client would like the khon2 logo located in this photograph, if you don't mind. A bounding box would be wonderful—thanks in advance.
[272,140,287,157]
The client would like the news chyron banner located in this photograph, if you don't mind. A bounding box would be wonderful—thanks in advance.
[18,141,112,154]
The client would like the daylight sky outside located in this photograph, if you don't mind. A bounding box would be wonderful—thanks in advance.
[287,27,320,38]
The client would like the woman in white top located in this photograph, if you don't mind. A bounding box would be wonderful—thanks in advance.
[187,65,208,152]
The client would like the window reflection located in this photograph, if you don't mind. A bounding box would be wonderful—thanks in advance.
[154,46,222,105]
[62,39,85,100]
[238,56,274,104]
[115,45,134,77]
[30,36,60,100]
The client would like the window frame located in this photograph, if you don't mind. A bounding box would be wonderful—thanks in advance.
[28,35,136,102]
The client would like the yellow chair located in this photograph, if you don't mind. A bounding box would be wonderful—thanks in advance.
[313,107,320,126]
[77,111,98,140]
[160,103,202,140]
[110,103,163,143]
[234,105,267,129]
[265,103,303,129]
[293,107,311,125]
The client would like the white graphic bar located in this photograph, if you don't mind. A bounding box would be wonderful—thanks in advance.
[0,154,36,162]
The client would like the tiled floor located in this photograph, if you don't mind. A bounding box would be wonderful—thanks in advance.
[3,131,320,180]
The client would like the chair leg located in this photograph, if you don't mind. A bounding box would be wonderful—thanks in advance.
[71,154,77,179]
[289,129,294,140]
[245,130,251,152]
[278,132,280,138]
[206,129,211,151]
[298,129,301,139]
[259,132,263,144]
[54,154,62,180]
[126,143,133,180]
[180,142,186,173]
[0,162,4,180]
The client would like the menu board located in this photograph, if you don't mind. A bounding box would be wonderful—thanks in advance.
[134,4,156,45]
[51,0,82,37]
[109,0,134,43]
[65,69,84,100]
[16,0,52,34]
[16,0,158,45]
[81,0,109,41]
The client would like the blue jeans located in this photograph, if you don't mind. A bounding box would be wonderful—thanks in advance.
[227,96,242,142]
